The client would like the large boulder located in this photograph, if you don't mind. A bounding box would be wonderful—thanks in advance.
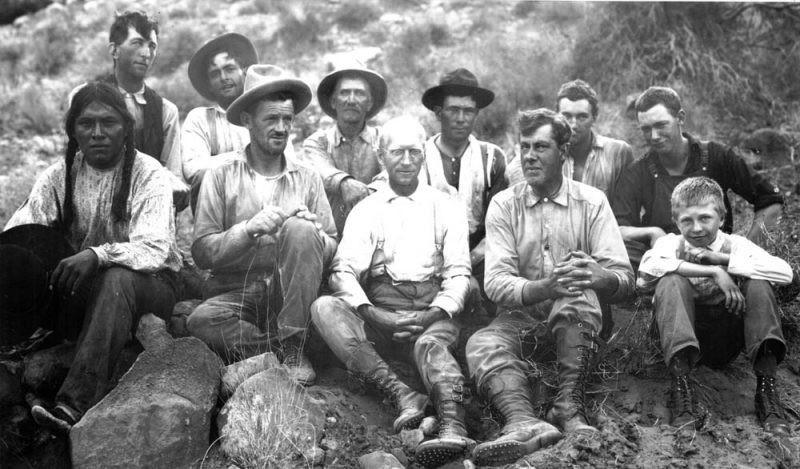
[218,367,325,468]
[70,316,223,469]
[220,352,280,400]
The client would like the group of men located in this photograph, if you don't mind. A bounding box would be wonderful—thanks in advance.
[0,9,793,468]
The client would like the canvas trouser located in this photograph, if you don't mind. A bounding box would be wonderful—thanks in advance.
[653,273,785,369]
[187,217,336,362]
[466,290,602,394]
[310,276,464,393]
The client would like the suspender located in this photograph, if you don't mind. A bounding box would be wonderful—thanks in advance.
[206,108,218,155]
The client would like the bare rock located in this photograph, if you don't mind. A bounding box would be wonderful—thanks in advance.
[70,337,223,469]
[220,352,279,400]
[218,368,325,467]
[419,415,439,436]
[134,313,172,350]
[22,342,74,397]
[400,428,424,453]
[359,450,405,469]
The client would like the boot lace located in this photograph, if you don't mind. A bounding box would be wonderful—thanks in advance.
[757,376,785,420]
[570,330,598,419]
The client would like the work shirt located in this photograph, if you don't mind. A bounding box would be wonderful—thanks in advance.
[181,105,296,184]
[6,151,181,273]
[612,133,783,234]
[561,132,634,200]
[301,124,382,234]
[485,178,634,315]
[637,232,793,299]
[192,147,336,281]
[329,184,471,317]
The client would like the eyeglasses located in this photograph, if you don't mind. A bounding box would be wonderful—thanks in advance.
[387,148,424,159]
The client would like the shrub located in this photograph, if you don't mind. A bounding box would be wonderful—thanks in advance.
[334,0,381,31]
[27,18,75,76]
[150,24,204,77]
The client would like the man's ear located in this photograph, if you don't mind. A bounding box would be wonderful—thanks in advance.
[434,106,442,122]
[108,43,118,60]
[376,149,385,166]
[240,111,253,130]
[677,109,686,126]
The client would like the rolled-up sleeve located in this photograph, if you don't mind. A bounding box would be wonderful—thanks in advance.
[484,197,528,308]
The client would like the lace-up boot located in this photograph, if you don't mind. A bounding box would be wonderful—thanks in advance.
[415,381,475,468]
[667,352,706,430]
[546,321,598,434]
[755,375,790,436]
[282,337,316,386]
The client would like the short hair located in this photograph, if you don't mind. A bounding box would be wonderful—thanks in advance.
[64,82,136,228]
[243,91,297,118]
[379,115,426,150]
[635,86,682,117]
[517,108,572,147]
[109,10,159,46]
[670,176,725,219]
[205,48,245,71]
[556,79,598,118]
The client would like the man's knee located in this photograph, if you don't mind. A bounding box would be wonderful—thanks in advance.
[742,279,774,298]
[310,296,347,328]
[654,273,692,298]
[95,267,137,294]
[280,217,320,243]
[186,303,221,342]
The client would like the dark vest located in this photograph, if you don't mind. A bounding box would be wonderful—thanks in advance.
[100,74,165,163]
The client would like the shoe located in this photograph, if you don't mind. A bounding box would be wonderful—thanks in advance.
[415,382,475,468]
[668,373,706,430]
[755,375,790,437]
[31,403,79,434]
[282,339,316,386]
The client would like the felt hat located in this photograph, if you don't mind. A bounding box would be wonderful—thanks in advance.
[316,60,387,120]
[422,68,495,111]
[226,64,312,126]
[188,33,258,102]
[0,224,74,346]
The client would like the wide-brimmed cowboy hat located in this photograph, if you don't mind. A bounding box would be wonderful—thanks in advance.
[188,33,258,103]
[316,60,387,120]
[226,64,312,126]
[422,68,495,111]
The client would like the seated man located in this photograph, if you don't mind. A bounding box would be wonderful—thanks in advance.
[638,176,793,435]
[311,116,473,468]
[466,110,633,466]
[187,65,337,385]
[1,82,181,432]
[612,86,783,270]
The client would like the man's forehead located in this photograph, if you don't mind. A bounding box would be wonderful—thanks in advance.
[124,26,157,44]
[208,51,239,69]
[558,97,592,113]
[336,76,370,91]
[385,129,424,148]
[443,95,477,107]
[78,101,123,119]
[254,98,295,114]
[521,124,555,142]
[637,103,674,124]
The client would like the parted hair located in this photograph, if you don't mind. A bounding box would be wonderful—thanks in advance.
[109,10,159,46]
[635,86,682,117]
[63,82,136,231]
[556,79,599,118]
[670,176,726,219]
[517,108,572,147]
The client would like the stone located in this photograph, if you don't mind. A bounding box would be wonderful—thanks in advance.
[70,336,222,469]
[220,352,280,400]
[135,313,172,350]
[358,450,405,469]
[391,447,409,466]
[400,428,424,453]
[304,445,325,466]
[22,342,74,398]
[169,299,201,338]
[419,415,439,436]
[218,368,325,467]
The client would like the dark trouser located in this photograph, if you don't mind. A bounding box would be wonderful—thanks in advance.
[466,291,602,393]
[58,267,176,414]
[310,278,464,393]
[624,238,649,274]
[187,218,336,362]
[654,274,786,369]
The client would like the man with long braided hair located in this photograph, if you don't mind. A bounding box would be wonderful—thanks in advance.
[2,81,182,433]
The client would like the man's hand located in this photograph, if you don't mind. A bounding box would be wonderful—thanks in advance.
[245,205,294,238]
[50,249,99,296]
[358,304,401,335]
[552,251,617,295]
[340,178,370,209]
[293,205,324,231]
[170,176,191,212]
[392,307,448,342]
[712,267,745,314]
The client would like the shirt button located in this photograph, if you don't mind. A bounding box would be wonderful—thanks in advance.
[543,197,549,202]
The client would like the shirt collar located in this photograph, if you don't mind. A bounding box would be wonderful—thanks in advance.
[374,181,431,203]
[334,124,376,146]
[118,84,146,105]
[236,146,300,173]
[523,177,569,207]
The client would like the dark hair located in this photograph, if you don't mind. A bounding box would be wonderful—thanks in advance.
[556,79,599,118]
[63,82,136,229]
[634,86,682,117]
[517,108,572,147]
[671,176,725,219]
[205,48,244,72]
[243,91,297,117]
[109,10,159,46]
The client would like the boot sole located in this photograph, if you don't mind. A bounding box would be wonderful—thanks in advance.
[393,409,425,433]
[416,440,468,468]
[31,405,73,434]
[473,429,563,466]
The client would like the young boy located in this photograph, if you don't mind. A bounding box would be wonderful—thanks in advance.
[638,176,793,436]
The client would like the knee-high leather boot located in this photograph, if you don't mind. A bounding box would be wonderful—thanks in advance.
[415,380,474,468]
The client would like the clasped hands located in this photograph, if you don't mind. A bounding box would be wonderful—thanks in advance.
[358,304,447,343]
[681,246,744,315]
[545,250,615,299]
[245,204,322,238]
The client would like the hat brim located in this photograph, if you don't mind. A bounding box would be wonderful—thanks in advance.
[188,33,258,103]
[226,79,312,126]
[317,68,388,120]
[421,84,495,111]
